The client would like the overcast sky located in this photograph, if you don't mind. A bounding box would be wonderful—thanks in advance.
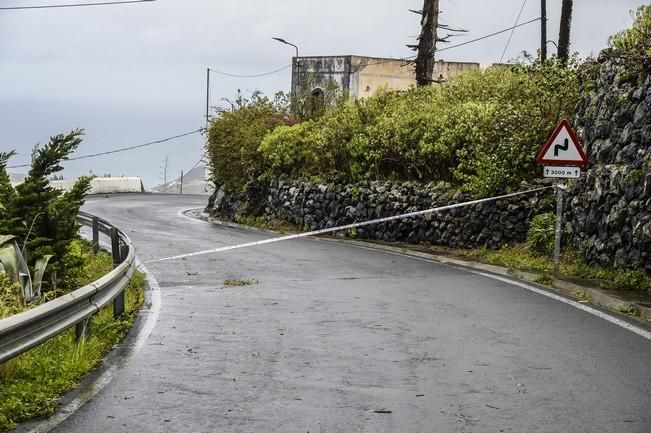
[0,0,645,187]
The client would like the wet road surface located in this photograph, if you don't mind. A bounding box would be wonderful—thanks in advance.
[49,194,651,433]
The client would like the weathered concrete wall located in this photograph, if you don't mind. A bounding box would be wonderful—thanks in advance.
[294,55,483,100]
[565,57,651,271]
[208,180,552,250]
[351,56,415,97]
[51,177,145,194]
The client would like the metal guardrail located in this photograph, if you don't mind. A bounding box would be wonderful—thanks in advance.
[0,212,136,364]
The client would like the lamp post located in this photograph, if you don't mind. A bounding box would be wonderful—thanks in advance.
[272,37,300,98]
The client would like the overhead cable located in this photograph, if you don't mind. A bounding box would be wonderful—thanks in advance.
[7,128,202,169]
[208,64,291,79]
[500,0,529,63]
[0,0,155,10]
[437,17,541,53]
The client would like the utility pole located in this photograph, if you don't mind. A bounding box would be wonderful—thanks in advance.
[410,0,440,87]
[557,0,573,65]
[205,68,210,130]
[160,155,169,193]
[540,0,547,62]
[179,170,184,195]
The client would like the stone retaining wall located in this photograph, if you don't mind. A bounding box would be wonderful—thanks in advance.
[208,180,552,250]
[566,56,651,271]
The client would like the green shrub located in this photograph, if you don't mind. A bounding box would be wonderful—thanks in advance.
[262,61,579,196]
[208,60,580,197]
[206,92,291,193]
[527,212,556,256]
[609,5,651,70]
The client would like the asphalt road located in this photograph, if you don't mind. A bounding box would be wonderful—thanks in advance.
[48,194,650,433]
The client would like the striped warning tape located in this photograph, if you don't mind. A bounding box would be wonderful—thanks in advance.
[144,186,552,264]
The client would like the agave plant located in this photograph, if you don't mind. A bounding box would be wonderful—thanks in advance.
[0,235,52,303]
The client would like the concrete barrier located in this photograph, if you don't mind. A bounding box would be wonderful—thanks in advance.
[50,177,145,194]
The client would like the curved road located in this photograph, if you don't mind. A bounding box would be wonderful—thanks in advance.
[49,194,649,433]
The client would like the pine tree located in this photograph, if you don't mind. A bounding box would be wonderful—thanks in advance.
[1,130,92,290]
[0,151,17,234]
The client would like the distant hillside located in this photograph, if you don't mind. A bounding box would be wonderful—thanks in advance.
[150,164,213,195]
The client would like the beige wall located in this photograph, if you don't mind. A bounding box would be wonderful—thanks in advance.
[351,56,415,98]
[295,56,484,100]
[350,57,481,99]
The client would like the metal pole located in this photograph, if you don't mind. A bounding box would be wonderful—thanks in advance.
[205,68,210,130]
[553,180,564,273]
[294,45,299,98]
[180,170,184,195]
[541,0,547,62]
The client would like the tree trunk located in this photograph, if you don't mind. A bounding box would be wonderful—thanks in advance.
[414,0,440,86]
[557,0,573,65]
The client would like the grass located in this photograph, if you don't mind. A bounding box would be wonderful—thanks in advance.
[457,244,651,293]
[224,278,258,287]
[234,214,297,235]
[0,242,146,432]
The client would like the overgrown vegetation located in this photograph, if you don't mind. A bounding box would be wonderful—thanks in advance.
[608,5,651,71]
[459,245,651,293]
[0,255,145,432]
[0,131,148,431]
[206,60,580,197]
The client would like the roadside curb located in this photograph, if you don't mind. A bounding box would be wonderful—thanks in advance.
[194,210,651,324]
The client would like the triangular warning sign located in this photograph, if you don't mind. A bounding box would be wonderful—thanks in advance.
[536,120,588,167]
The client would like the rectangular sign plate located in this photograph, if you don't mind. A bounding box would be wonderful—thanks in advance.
[543,166,581,179]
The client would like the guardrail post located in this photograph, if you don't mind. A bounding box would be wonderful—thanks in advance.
[111,228,121,267]
[111,228,126,317]
[75,318,91,342]
[92,217,100,254]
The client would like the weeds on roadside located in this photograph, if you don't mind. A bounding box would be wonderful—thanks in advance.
[0,259,145,432]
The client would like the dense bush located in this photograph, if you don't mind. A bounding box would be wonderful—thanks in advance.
[205,92,291,193]
[608,5,651,70]
[264,60,579,196]
[207,60,580,197]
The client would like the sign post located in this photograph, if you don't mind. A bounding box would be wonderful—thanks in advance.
[536,120,588,273]
[553,181,565,272]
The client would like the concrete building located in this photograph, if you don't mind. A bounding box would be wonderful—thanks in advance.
[291,55,481,100]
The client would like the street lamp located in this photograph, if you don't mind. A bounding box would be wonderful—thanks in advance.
[272,37,300,98]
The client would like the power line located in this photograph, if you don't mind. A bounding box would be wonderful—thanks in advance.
[500,0,529,63]
[7,128,202,169]
[347,17,542,70]
[436,17,541,53]
[0,0,155,10]
[208,64,291,79]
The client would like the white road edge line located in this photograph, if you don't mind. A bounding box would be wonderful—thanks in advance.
[344,243,651,342]
[25,261,162,433]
